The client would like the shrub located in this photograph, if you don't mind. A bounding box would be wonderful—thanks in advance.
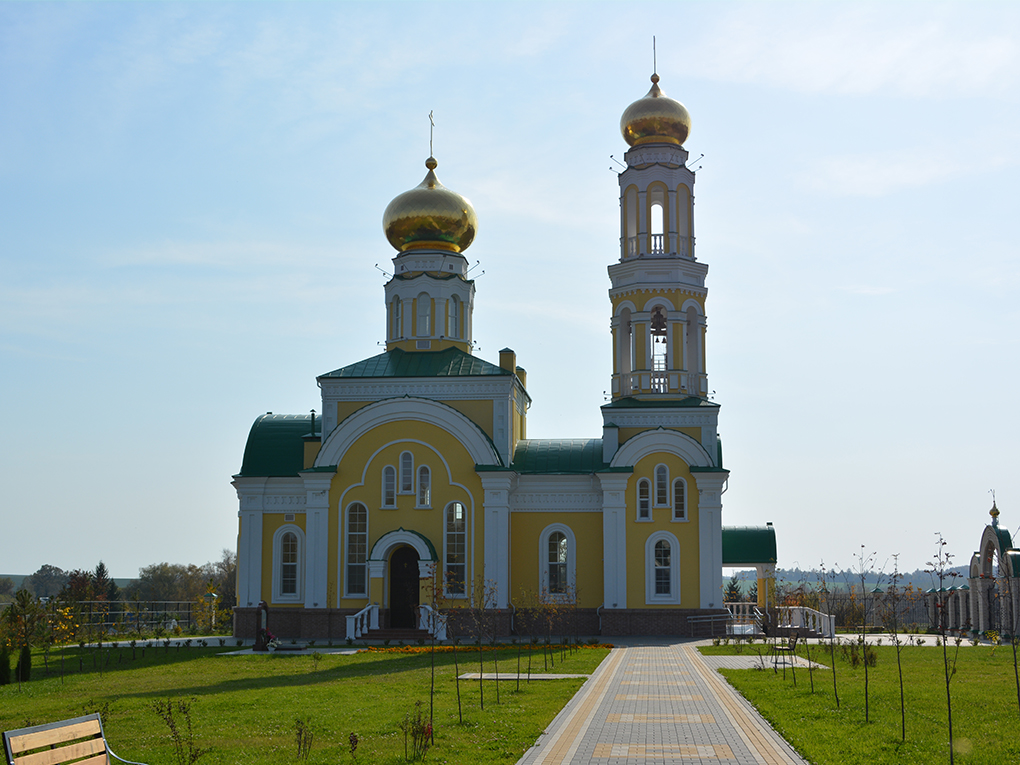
[15,645,31,682]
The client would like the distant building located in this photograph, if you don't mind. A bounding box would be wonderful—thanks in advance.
[232,72,777,640]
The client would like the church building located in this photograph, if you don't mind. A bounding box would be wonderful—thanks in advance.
[232,72,763,640]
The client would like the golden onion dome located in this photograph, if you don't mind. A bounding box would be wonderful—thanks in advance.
[620,73,691,147]
[382,157,477,253]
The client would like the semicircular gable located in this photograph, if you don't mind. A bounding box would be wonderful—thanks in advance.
[315,397,501,468]
[610,427,714,469]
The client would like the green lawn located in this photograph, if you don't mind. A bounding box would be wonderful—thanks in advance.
[1,642,608,764]
[700,642,1020,764]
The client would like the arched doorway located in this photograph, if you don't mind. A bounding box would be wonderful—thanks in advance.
[389,545,420,629]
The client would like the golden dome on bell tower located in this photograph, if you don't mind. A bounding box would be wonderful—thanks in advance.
[620,73,691,147]
[382,157,477,253]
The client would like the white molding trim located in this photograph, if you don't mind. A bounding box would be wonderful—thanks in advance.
[316,397,501,468]
[539,523,577,603]
[644,530,681,605]
[271,524,304,604]
[368,529,437,564]
[611,428,714,469]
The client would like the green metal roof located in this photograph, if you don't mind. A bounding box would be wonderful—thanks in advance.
[601,396,718,410]
[722,526,777,566]
[237,414,319,478]
[996,526,1014,553]
[510,439,614,474]
[319,347,512,380]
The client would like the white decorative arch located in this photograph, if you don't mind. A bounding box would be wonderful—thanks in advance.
[315,397,501,468]
[614,300,638,316]
[611,428,714,469]
[368,529,437,580]
[680,298,704,315]
[641,296,677,312]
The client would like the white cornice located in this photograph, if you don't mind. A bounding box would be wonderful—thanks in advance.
[320,377,516,402]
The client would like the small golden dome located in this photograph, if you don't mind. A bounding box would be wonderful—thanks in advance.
[383,157,477,253]
[620,73,691,147]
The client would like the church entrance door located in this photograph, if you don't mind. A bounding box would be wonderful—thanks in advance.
[389,545,420,629]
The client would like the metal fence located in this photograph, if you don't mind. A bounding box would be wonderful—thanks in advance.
[65,601,197,635]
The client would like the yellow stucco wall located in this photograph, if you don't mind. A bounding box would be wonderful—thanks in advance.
[332,420,484,609]
[262,513,306,607]
[509,512,604,608]
[445,400,494,440]
[624,453,700,608]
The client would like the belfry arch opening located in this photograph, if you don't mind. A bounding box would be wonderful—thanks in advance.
[650,305,668,393]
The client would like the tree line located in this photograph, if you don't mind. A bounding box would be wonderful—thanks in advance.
[3,551,236,609]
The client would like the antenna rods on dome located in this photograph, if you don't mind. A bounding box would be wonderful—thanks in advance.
[374,263,393,278]
[429,110,435,157]
[467,260,481,274]
[653,36,656,74]
[610,154,626,170]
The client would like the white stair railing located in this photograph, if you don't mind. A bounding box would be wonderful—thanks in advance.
[346,603,379,640]
[416,605,447,640]
[776,606,835,638]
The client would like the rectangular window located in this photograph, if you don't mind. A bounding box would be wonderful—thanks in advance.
[446,503,466,595]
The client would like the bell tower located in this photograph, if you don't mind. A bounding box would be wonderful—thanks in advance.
[381,156,478,355]
[609,73,709,400]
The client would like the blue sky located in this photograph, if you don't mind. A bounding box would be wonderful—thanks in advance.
[2,1,1017,578]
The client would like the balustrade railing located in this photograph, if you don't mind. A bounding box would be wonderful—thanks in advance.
[346,603,378,640]
[416,604,447,640]
[776,606,835,638]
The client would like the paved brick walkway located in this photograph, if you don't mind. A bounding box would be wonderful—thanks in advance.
[517,639,808,765]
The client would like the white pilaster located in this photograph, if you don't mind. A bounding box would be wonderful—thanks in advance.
[301,471,333,609]
[479,472,514,608]
[232,477,267,608]
[598,474,630,609]
[693,472,727,609]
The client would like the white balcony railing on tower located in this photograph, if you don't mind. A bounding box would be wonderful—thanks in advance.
[649,233,665,254]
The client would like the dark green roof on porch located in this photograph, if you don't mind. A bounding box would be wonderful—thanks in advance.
[319,347,512,379]
[722,526,777,566]
[237,414,319,478]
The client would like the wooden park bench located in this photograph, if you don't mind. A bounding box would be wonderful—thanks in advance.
[4,713,148,765]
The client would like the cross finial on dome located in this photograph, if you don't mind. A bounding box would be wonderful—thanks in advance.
[429,110,435,158]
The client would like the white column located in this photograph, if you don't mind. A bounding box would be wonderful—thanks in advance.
[232,477,267,608]
[480,473,514,608]
[693,472,728,609]
[598,475,630,609]
[301,472,333,609]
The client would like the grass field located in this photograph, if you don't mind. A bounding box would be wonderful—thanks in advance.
[700,641,1020,764]
[0,642,609,764]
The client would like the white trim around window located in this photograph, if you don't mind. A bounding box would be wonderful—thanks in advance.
[344,502,369,598]
[382,465,396,508]
[272,524,304,603]
[636,478,651,521]
[539,523,576,602]
[654,463,669,507]
[672,477,688,521]
[399,451,414,494]
[644,530,681,605]
[416,465,431,508]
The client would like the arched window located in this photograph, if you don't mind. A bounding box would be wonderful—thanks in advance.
[400,451,414,494]
[382,465,396,508]
[448,295,460,339]
[654,465,669,506]
[416,293,431,337]
[417,466,431,507]
[540,523,576,601]
[392,296,402,339]
[445,502,466,596]
[637,478,651,520]
[645,531,681,604]
[272,525,303,602]
[346,503,368,596]
[672,478,687,521]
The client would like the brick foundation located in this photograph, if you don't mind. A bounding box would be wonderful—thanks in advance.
[600,608,729,637]
[234,606,726,640]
